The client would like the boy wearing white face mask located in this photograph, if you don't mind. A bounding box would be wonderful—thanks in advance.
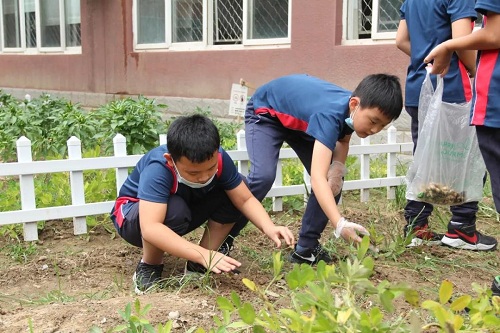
[111,114,295,294]
[225,73,403,265]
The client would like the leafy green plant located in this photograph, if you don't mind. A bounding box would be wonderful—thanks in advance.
[90,298,174,333]
[421,280,500,332]
[212,238,415,332]
[95,96,168,155]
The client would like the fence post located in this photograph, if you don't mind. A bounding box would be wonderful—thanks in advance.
[113,134,128,196]
[236,130,249,176]
[360,137,370,202]
[17,136,38,241]
[303,168,311,207]
[68,136,87,235]
[273,159,283,212]
[387,126,397,199]
[159,134,167,146]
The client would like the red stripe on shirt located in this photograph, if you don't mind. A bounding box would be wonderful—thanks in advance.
[472,50,499,125]
[255,107,308,131]
[458,61,472,102]
[113,196,139,227]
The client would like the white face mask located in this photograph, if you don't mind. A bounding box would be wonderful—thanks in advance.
[171,160,217,189]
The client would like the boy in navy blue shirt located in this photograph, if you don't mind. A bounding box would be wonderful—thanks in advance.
[424,0,500,299]
[396,0,497,251]
[226,73,403,264]
[111,114,294,294]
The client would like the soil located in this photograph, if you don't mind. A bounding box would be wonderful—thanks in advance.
[0,192,499,333]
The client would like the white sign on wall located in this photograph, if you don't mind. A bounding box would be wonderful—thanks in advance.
[228,83,248,117]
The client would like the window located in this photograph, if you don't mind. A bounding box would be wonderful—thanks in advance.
[344,0,484,42]
[344,0,403,41]
[133,0,290,50]
[0,0,81,53]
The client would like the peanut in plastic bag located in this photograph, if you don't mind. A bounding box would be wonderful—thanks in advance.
[405,72,486,206]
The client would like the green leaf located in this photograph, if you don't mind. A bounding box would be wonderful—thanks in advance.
[230,291,241,308]
[450,295,471,312]
[242,278,257,291]
[238,303,256,324]
[404,289,420,307]
[357,236,370,260]
[216,296,234,311]
[439,280,453,305]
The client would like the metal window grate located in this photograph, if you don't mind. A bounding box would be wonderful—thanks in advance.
[214,0,242,44]
[356,0,402,39]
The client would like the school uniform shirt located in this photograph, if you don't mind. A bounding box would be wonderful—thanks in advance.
[471,0,500,128]
[112,145,242,227]
[400,0,476,107]
[250,74,354,152]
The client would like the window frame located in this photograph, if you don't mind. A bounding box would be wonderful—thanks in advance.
[0,0,81,54]
[133,0,291,51]
[371,0,399,40]
[342,0,401,45]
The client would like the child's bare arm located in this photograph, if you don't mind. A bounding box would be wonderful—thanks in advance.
[426,12,500,76]
[451,17,477,77]
[139,200,241,272]
[396,19,411,56]
[227,183,295,248]
[311,141,368,244]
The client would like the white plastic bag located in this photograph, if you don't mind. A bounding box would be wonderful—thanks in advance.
[405,72,486,205]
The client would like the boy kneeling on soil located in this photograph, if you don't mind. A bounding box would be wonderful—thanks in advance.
[110,114,295,294]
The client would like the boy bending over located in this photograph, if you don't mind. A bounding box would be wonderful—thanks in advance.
[226,73,403,264]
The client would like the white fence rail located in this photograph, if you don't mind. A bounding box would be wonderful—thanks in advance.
[0,127,413,241]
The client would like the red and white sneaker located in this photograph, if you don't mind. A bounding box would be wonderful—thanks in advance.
[441,222,498,251]
[405,224,443,247]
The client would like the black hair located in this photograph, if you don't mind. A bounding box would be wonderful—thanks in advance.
[167,114,220,163]
[352,74,403,120]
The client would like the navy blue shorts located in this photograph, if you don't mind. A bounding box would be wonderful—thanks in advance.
[111,185,247,248]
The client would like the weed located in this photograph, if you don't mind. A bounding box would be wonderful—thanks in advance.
[3,240,37,263]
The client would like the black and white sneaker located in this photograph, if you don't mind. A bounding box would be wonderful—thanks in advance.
[289,244,332,265]
[132,261,164,295]
[218,242,234,256]
[441,222,497,251]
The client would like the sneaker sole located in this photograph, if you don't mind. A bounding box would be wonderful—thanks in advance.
[289,256,315,265]
[441,236,498,251]
[406,237,442,247]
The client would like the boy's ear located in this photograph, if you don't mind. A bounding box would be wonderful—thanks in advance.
[164,153,173,166]
[349,97,360,111]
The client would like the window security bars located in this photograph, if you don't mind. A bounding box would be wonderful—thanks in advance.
[134,0,290,49]
[346,0,484,41]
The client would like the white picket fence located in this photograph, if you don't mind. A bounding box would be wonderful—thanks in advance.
[0,127,412,241]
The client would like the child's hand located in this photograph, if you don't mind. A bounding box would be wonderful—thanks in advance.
[424,43,453,77]
[263,226,295,248]
[334,217,369,244]
[203,250,241,274]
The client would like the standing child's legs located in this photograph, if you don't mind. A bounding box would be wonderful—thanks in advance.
[286,131,340,264]
[403,107,438,244]
[476,126,500,211]
[440,126,497,251]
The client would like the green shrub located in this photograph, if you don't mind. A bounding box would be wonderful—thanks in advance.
[94,95,168,155]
